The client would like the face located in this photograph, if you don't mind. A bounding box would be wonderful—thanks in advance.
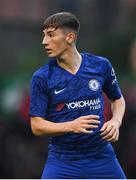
[42,27,72,58]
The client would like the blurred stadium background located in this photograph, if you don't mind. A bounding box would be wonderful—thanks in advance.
[0,0,136,178]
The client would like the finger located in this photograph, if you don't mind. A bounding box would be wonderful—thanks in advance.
[81,129,93,134]
[82,120,101,125]
[100,123,107,132]
[116,132,119,141]
[101,127,115,139]
[106,130,117,142]
[83,124,99,129]
[82,115,100,120]
[100,124,113,136]
[102,129,116,140]
[111,132,119,142]
[85,119,101,124]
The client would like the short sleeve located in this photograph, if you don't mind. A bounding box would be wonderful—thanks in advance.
[102,60,122,100]
[29,75,48,118]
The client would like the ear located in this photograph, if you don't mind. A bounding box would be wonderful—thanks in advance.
[66,32,76,44]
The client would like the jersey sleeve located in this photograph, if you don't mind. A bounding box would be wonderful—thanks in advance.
[29,75,48,118]
[102,59,122,100]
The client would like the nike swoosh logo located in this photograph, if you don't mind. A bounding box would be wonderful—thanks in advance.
[55,88,65,94]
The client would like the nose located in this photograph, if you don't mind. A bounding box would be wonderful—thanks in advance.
[42,36,49,46]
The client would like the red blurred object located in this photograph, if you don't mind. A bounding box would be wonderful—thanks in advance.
[20,88,30,122]
[103,93,112,122]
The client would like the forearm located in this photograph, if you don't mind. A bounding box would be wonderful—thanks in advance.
[31,115,100,136]
[31,117,72,136]
[111,96,126,127]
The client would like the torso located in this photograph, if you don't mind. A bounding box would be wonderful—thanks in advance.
[31,53,121,159]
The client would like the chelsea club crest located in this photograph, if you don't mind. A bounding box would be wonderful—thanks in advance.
[89,79,100,91]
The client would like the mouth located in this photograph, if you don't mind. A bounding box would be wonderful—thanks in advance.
[46,48,52,53]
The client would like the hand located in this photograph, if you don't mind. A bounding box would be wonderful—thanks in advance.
[100,119,120,142]
[68,115,100,134]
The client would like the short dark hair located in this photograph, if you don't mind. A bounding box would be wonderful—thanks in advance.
[43,12,80,34]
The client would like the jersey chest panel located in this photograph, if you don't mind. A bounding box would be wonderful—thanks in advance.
[46,71,105,117]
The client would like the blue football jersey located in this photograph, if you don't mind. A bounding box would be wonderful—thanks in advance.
[29,53,122,160]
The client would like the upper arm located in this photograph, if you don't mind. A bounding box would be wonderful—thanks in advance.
[29,75,48,118]
[102,60,122,100]
[111,95,125,106]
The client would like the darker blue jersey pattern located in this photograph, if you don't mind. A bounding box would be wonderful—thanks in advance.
[29,53,122,160]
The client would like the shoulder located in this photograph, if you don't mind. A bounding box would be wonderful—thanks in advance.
[82,52,112,71]
[32,58,56,81]
[83,53,110,66]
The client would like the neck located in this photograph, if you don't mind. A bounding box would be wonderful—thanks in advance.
[56,46,82,74]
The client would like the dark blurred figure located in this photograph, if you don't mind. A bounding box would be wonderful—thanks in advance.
[0,115,48,178]
[117,37,136,178]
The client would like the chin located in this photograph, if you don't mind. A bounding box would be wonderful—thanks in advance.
[48,54,53,57]
[48,53,60,58]
[47,53,55,58]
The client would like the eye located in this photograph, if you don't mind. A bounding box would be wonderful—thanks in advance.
[48,32,55,37]
[49,34,53,37]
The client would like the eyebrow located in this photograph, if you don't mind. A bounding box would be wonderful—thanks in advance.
[43,29,56,34]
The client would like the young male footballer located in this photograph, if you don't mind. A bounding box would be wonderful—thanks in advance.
[29,12,126,179]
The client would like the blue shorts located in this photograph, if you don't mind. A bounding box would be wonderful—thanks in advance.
[41,144,126,179]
